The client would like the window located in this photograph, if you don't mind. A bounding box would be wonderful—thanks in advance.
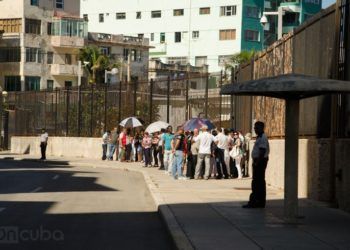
[99,14,104,23]
[30,0,39,6]
[83,14,88,21]
[138,33,144,39]
[150,33,154,41]
[167,57,188,65]
[136,11,141,19]
[47,80,54,91]
[137,50,142,62]
[64,81,72,87]
[116,12,126,19]
[175,32,181,43]
[55,0,64,9]
[192,31,199,39]
[131,49,137,61]
[218,55,232,66]
[173,9,184,16]
[65,54,72,64]
[0,47,21,62]
[246,6,259,18]
[151,10,161,18]
[4,76,21,91]
[195,56,207,66]
[47,52,53,64]
[219,29,236,40]
[25,19,41,34]
[123,48,129,61]
[0,19,22,33]
[100,47,110,56]
[244,30,259,41]
[25,76,40,91]
[25,48,42,63]
[52,19,87,38]
[160,32,165,43]
[220,6,237,16]
[199,7,210,15]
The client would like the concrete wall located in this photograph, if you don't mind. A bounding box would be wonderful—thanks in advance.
[335,139,350,213]
[11,136,102,159]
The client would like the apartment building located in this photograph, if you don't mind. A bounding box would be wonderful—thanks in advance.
[81,0,322,73]
[0,0,87,91]
[87,32,151,83]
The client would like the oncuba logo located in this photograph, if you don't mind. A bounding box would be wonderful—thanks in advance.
[0,226,64,243]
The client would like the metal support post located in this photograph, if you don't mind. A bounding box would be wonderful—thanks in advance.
[149,79,154,124]
[167,76,170,123]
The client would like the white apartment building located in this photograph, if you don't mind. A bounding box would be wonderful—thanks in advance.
[0,0,87,91]
[81,0,264,73]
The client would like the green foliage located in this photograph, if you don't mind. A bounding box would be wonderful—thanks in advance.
[226,50,256,69]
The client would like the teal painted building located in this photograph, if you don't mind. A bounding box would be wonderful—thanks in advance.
[241,0,322,51]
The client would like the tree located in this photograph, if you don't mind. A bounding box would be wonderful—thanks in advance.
[79,45,120,84]
[226,50,255,70]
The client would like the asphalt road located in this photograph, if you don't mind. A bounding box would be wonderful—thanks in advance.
[0,159,174,250]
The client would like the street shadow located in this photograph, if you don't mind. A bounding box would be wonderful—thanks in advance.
[0,158,71,169]
[0,201,175,250]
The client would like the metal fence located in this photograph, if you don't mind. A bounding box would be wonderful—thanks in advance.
[6,74,233,138]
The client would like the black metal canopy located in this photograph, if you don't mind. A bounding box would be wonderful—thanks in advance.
[220,74,350,99]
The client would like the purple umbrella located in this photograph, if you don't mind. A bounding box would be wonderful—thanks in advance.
[182,118,215,131]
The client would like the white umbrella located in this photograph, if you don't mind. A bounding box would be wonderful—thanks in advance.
[145,121,170,134]
[119,117,143,128]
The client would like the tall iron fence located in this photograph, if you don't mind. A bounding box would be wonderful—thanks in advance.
[6,74,233,138]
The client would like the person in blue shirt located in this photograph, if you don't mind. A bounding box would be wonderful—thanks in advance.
[162,126,174,175]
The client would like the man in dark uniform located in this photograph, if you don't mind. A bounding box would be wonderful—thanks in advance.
[243,121,270,208]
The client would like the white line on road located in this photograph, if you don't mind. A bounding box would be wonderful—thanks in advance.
[52,175,60,180]
[31,187,42,193]
[0,207,6,213]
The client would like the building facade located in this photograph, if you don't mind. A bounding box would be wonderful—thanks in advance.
[81,0,321,73]
[0,0,87,91]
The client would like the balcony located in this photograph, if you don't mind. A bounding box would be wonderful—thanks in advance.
[51,64,79,76]
[51,36,85,48]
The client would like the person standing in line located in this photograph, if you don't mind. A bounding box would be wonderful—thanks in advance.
[243,121,270,208]
[215,128,230,179]
[162,126,174,175]
[187,129,199,179]
[40,128,49,160]
[172,128,187,180]
[125,129,132,162]
[231,131,244,179]
[108,127,118,161]
[142,132,152,167]
[151,132,160,167]
[158,128,165,170]
[194,125,216,180]
[118,128,127,162]
[102,130,110,160]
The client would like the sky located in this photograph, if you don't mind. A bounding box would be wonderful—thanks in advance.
[322,0,336,8]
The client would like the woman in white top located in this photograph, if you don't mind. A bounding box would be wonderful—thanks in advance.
[231,131,243,179]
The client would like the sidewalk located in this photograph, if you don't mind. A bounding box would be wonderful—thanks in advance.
[1,154,350,250]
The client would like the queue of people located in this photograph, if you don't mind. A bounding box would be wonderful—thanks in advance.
[101,124,253,181]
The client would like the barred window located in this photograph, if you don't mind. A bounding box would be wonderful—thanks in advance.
[0,19,22,33]
[220,6,237,16]
[25,19,41,34]
[0,47,21,62]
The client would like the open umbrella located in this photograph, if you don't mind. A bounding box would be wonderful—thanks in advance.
[119,117,143,128]
[182,118,215,131]
[145,121,170,134]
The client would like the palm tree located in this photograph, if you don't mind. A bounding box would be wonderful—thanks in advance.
[79,45,119,84]
[226,50,255,70]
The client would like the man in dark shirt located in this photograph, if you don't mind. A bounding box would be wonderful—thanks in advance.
[172,128,187,180]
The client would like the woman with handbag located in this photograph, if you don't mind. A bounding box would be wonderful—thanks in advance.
[229,131,243,179]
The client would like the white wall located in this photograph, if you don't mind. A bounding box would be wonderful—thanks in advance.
[81,0,243,72]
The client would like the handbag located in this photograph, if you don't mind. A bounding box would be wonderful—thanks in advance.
[229,146,240,159]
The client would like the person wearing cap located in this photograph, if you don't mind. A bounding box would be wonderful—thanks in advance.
[39,128,48,160]
[194,125,216,180]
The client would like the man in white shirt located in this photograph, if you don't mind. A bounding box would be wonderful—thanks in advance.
[40,128,48,160]
[194,125,216,180]
[215,129,229,179]
[243,121,270,208]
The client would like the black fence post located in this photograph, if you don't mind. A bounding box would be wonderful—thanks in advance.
[167,76,170,123]
[44,89,47,129]
[77,84,81,137]
[185,74,189,121]
[149,79,154,124]
[205,72,209,119]
[119,81,122,125]
[66,87,69,136]
[230,67,235,129]
[133,79,137,116]
[104,83,108,132]
[55,88,58,136]
[219,70,223,129]
[90,84,94,137]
